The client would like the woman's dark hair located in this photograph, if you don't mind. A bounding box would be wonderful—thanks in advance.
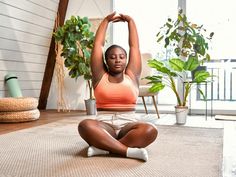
[104,44,127,61]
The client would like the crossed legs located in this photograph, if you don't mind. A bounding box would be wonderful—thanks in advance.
[78,119,158,161]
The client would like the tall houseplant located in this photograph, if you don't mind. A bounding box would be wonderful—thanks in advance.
[146,10,214,124]
[54,16,95,114]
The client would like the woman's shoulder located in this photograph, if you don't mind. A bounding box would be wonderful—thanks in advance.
[93,72,107,89]
[125,71,139,87]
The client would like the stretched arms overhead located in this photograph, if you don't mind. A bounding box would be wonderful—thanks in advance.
[119,14,141,84]
[90,12,117,88]
[90,12,141,88]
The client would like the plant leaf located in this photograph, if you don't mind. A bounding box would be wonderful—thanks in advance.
[157,35,164,43]
[169,58,184,72]
[184,55,199,71]
[147,59,164,70]
[197,88,206,100]
[194,70,210,83]
[145,75,162,83]
[149,83,165,92]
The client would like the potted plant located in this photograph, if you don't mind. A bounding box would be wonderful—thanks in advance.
[146,10,214,124]
[54,16,96,115]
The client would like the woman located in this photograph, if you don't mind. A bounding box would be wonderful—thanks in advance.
[78,12,158,162]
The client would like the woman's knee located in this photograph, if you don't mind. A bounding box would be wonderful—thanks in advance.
[78,119,96,135]
[119,123,158,147]
[141,123,158,141]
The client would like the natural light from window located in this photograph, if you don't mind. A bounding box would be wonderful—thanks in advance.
[113,0,178,57]
[113,0,236,112]
[187,0,236,59]
[113,0,178,105]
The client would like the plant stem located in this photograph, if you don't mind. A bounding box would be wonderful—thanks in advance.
[87,80,93,100]
[169,76,182,106]
[183,82,191,106]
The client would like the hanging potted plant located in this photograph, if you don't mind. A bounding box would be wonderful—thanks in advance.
[146,10,214,124]
[54,16,96,115]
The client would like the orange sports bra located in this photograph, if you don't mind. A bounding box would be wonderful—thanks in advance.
[94,72,139,110]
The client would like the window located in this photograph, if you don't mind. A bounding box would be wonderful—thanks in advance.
[187,0,236,59]
[187,0,236,112]
[113,0,236,113]
[113,0,178,105]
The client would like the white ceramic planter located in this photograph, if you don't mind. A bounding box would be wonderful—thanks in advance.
[175,106,188,125]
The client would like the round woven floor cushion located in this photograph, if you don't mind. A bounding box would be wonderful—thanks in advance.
[0,97,38,112]
[0,109,40,123]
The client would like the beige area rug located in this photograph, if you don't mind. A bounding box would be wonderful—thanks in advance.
[215,114,236,121]
[0,117,223,177]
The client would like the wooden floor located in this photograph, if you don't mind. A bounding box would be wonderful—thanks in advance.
[1,110,236,177]
[0,110,85,135]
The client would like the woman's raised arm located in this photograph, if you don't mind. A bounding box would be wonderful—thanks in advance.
[91,12,118,88]
[120,14,141,85]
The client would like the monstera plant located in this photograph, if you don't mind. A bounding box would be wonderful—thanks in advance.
[146,10,214,124]
[54,16,95,114]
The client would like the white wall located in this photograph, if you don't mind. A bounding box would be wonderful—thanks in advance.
[47,0,112,110]
[0,0,111,111]
[0,0,59,98]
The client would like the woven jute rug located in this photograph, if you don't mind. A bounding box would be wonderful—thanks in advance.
[0,116,223,177]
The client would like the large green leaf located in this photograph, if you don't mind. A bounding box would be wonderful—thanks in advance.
[169,58,184,72]
[194,70,210,83]
[170,71,178,77]
[149,83,165,92]
[148,59,164,71]
[144,75,162,84]
[184,55,199,71]
[148,59,172,75]
[159,67,172,75]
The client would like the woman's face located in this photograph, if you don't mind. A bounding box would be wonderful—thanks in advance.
[106,47,127,74]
